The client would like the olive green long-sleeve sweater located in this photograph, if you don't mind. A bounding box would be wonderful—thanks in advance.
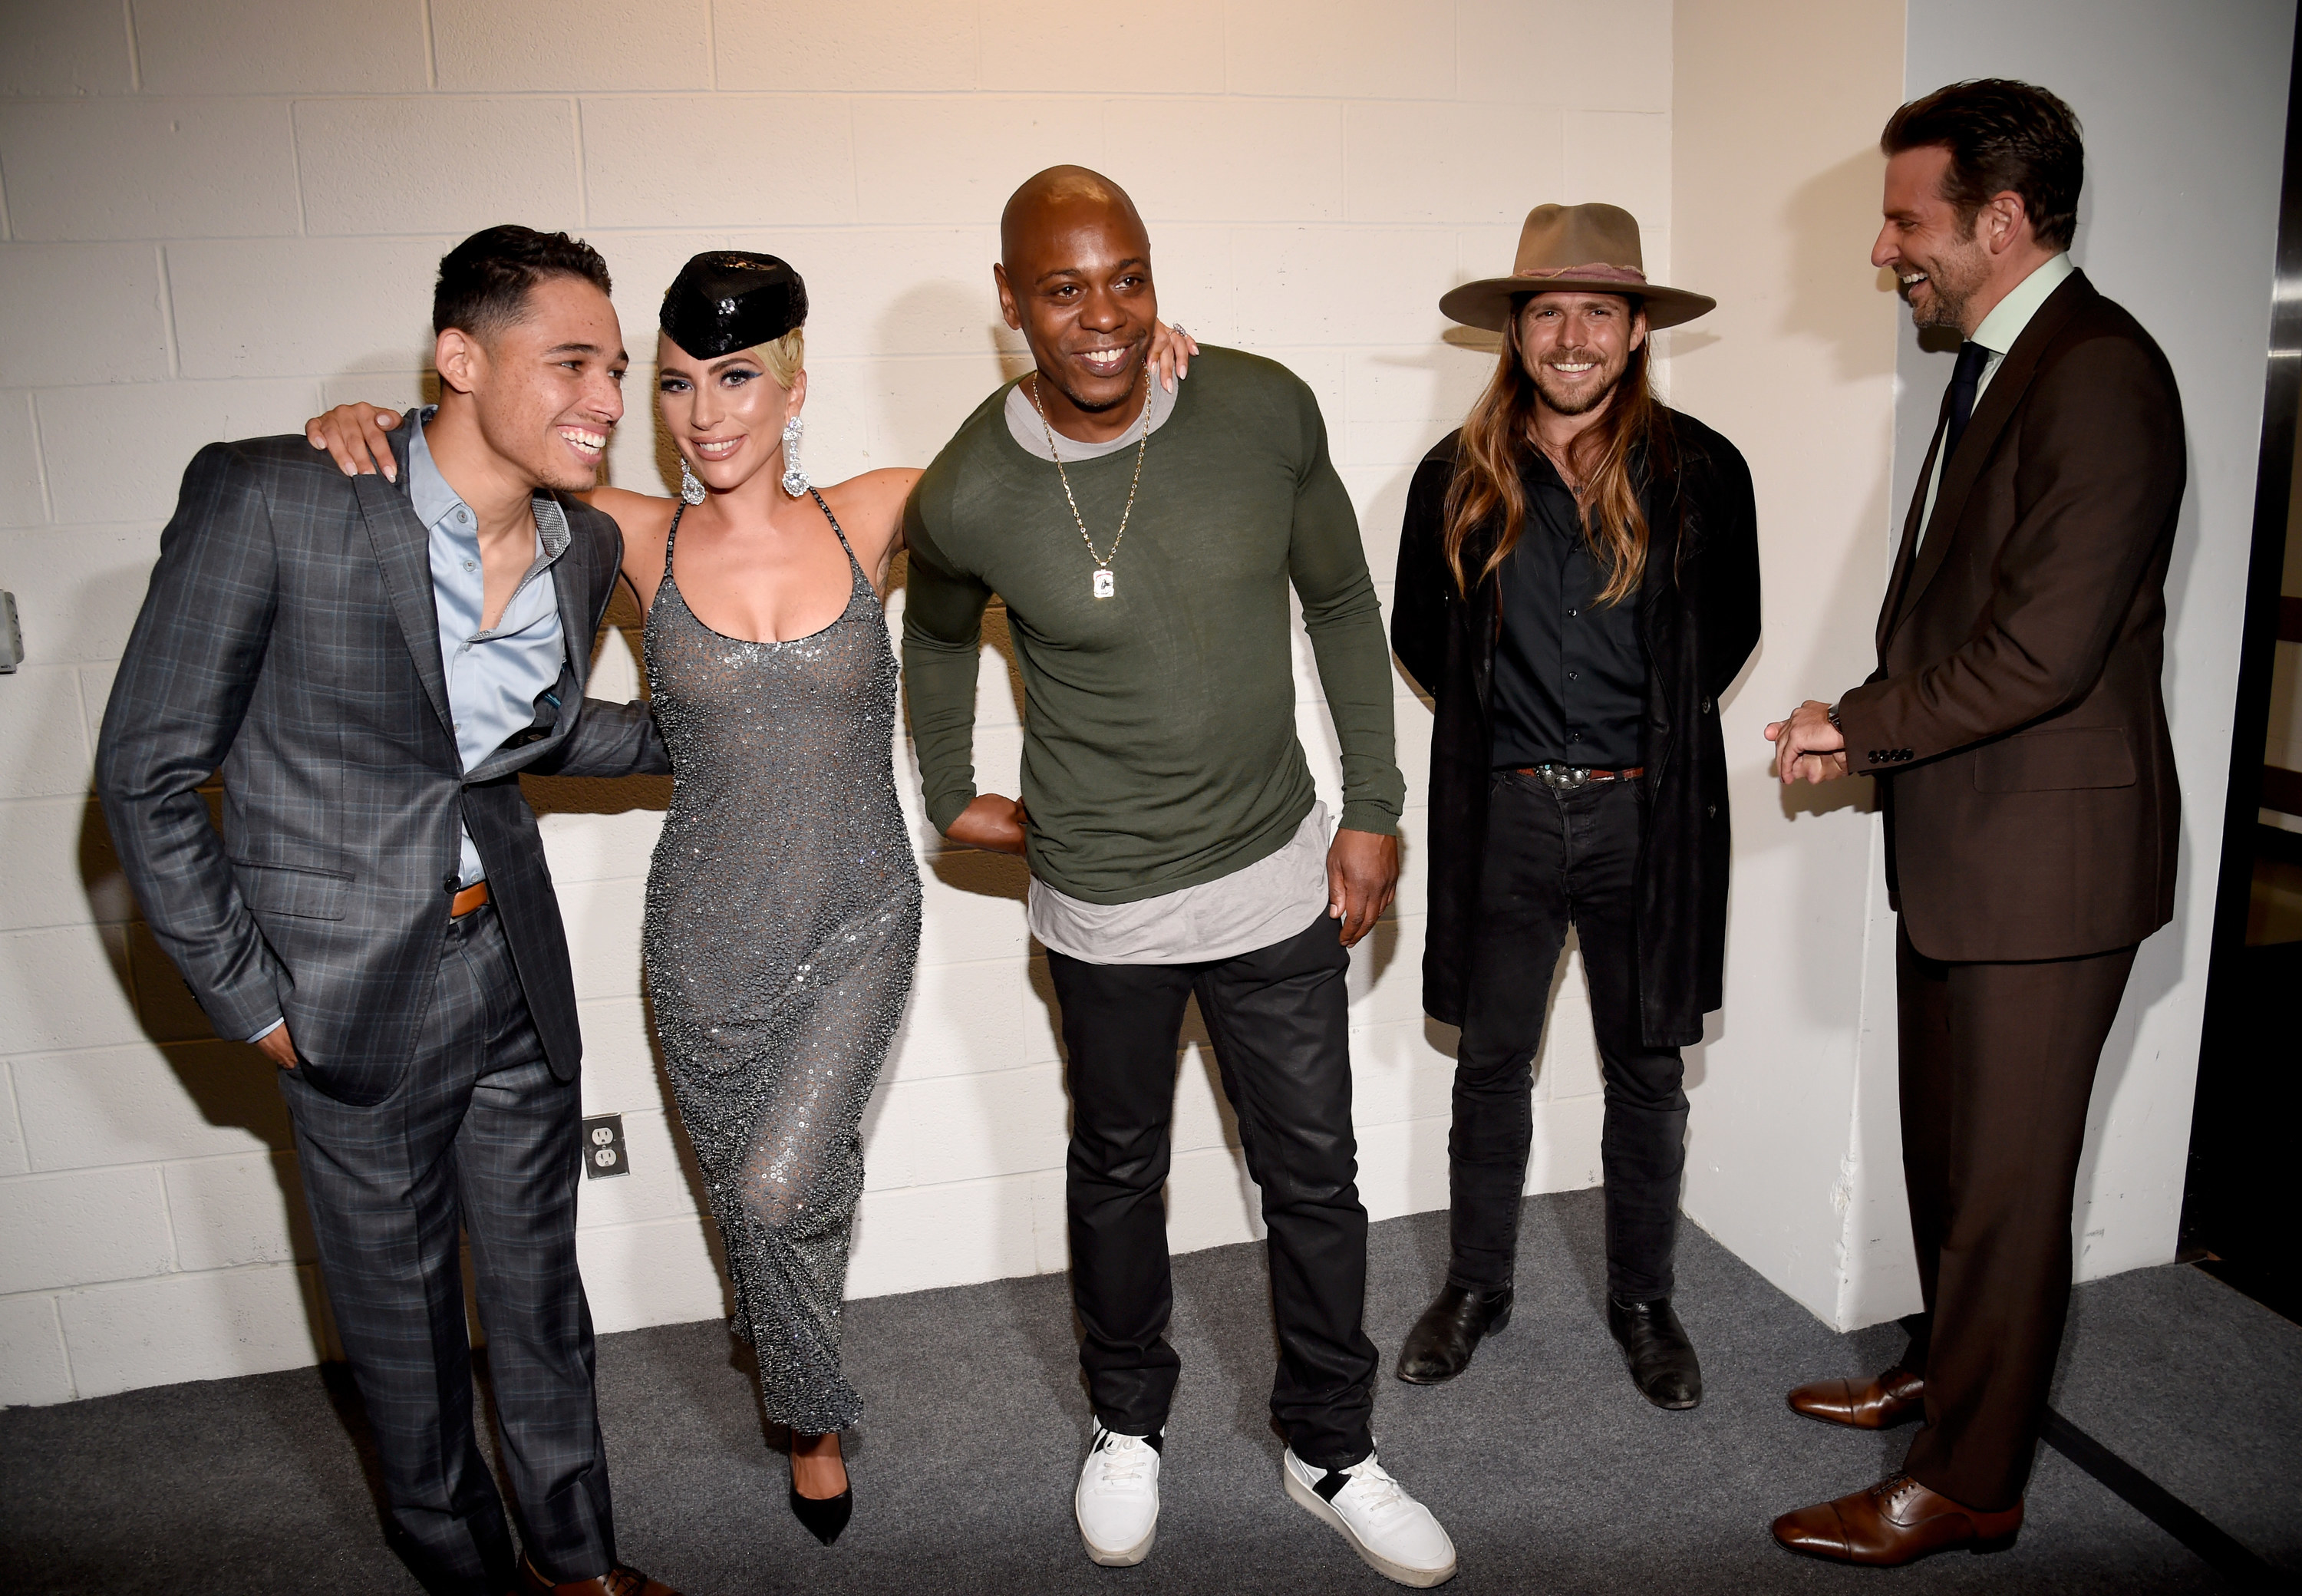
[902,346,1403,906]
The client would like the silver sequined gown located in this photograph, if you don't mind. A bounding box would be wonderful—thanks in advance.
[641,490,922,1435]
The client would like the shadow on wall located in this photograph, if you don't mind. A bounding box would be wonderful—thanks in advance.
[1756,147,1902,846]
[58,540,330,1338]
[1784,149,1905,384]
[1669,140,1908,1250]
[72,786,328,1351]
[1778,146,1901,843]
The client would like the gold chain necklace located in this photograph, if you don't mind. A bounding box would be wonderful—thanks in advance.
[1029,370,1153,599]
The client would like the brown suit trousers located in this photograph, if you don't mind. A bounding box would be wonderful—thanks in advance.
[1837,270,2184,1509]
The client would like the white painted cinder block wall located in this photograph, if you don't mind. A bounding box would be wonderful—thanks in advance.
[0,0,1675,1405]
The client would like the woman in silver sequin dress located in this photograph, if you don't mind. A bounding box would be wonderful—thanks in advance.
[639,480,917,1475]
[304,252,1194,1542]
[601,256,922,1540]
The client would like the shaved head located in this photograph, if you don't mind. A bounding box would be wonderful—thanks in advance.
[1001,166,1146,270]
[993,165,1159,444]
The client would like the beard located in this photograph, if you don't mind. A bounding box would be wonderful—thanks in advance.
[1898,232,1989,331]
[1529,347,1627,417]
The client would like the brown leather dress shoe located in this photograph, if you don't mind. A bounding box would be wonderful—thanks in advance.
[519,1560,681,1596]
[1786,1364,1924,1429]
[1772,1473,2022,1565]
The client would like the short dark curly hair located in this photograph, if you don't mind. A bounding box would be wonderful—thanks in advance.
[432,225,614,340]
[1882,79,2084,252]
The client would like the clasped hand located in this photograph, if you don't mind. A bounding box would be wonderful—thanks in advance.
[1763,701,1850,785]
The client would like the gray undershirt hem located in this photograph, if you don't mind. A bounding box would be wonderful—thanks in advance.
[1027,803,1333,965]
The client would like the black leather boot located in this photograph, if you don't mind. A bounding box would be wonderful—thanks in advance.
[1396,1283,1514,1384]
[1608,1297,1701,1410]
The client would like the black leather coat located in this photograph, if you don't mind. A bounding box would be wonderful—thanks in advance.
[1390,414,1760,1046]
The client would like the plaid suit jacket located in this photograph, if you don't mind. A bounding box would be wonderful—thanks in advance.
[97,415,668,1105]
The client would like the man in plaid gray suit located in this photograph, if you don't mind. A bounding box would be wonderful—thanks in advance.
[97,228,679,1596]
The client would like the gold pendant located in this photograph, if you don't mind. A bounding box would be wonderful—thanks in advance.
[1092,569,1115,599]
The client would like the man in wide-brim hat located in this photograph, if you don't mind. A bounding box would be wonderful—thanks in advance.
[1389,203,1759,1410]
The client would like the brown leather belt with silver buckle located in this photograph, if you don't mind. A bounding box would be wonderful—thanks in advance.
[1515,763,1646,792]
[450,881,491,918]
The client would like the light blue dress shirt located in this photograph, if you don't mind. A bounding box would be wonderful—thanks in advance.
[408,410,571,889]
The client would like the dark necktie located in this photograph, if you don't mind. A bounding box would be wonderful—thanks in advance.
[1944,339,1990,460]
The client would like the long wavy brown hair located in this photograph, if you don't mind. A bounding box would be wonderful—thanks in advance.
[1443,299,1675,605]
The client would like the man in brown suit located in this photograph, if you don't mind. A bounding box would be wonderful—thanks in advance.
[1763,80,2185,1566]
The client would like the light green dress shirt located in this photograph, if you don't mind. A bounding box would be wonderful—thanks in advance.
[1916,252,2075,535]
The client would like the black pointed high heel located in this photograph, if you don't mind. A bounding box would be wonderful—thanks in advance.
[788,1481,853,1545]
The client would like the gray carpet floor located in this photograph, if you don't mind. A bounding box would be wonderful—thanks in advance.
[4,1189,2296,1594]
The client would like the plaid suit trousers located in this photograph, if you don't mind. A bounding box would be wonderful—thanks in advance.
[279,902,613,1596]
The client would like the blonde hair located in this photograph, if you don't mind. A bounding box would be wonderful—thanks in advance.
[754,326,804,388]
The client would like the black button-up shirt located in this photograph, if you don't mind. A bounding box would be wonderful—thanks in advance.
[1489,451,1648,770]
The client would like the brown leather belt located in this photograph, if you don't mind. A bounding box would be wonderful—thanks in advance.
[1515,763,1645,792]
[450,881,491,918]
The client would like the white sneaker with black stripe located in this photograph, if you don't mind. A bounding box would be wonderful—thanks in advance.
[1075,1425,1162,1566]
[1282,1448,1456,1587]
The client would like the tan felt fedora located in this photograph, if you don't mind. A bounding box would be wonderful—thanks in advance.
[1440,203,1717,332]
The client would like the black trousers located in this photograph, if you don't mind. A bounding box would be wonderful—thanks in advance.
[1895,920,2137,1512]
[279,904,615,1596]
[1045,912,1377,1470]
[1449,773,1689,1303]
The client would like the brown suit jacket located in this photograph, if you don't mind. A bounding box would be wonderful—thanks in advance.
[1836,270,2185,963]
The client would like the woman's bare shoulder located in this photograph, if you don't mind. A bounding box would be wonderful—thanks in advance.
[819,469,922,525]
[820,468,919,552]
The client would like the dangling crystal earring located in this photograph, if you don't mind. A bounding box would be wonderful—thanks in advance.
[678,457,707,505]
[780,416,808,498]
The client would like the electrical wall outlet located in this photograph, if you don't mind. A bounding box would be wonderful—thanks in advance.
[581,1113,630,1179]
[0,591,21,671]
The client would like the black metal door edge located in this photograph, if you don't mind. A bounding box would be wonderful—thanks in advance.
[2043,1410,2290,1591]
[2182,16,2302,1310]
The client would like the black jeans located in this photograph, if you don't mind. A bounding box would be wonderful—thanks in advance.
[1045,912,1377,1470]
[279,904,614,1596]
[1450,772,1689,1303]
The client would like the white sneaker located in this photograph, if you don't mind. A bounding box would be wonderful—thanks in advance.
[1075,1425,1162,1566]
[1282,1448,1457,1588]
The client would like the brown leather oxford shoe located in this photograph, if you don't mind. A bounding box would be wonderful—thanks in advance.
[519,1561,681,1596]
[1786,1364,1924,1429]
[1771,1473,2022,1565]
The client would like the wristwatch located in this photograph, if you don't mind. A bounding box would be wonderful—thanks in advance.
[1825,701,1842,730]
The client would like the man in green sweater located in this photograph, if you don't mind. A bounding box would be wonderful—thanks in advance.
[902,167,1456,1588]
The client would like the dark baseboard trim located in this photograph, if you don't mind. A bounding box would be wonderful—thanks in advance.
[2041,1408,2287,1591]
